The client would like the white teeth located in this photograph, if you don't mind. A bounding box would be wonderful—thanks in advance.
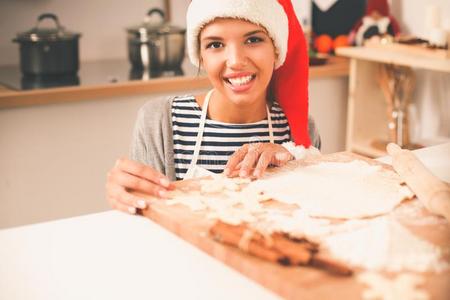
[227,75,253,86]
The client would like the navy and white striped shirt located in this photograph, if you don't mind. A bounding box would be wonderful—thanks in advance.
[172,96,291,180]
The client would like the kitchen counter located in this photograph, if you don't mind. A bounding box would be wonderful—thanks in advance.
[0,56,348,109]
[0,143,448,300]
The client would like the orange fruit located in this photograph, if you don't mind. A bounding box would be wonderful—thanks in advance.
[314,34,333,54]
[333,35,349,49]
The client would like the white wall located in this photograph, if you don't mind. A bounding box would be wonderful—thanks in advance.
[0,0,164,66]
[390,0,450,38]
[169,0,189,28]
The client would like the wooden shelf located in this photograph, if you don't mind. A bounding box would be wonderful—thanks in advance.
[337,46,450,73]
[337,46,449,158]
[309,56,349,78]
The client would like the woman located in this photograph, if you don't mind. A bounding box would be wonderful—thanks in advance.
[106,0,321,214]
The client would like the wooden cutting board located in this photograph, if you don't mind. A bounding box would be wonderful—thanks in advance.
[139,152,450,299]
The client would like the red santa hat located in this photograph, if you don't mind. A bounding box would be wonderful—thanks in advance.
[186,0,311,147]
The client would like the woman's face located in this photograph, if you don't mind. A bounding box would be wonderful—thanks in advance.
[199,18,277,107]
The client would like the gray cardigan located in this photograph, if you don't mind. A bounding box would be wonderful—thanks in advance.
[130,96,321,181]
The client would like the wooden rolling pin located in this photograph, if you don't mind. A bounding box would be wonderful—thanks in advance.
[387,143,450,222]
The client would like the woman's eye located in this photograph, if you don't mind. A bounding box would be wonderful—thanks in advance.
[206,41,223,49]
[246,36,264,44]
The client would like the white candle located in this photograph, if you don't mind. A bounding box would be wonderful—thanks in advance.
[425,5,441,29]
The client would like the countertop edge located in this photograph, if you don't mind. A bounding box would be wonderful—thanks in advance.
[0,75,212,109]
[0,57,348,109]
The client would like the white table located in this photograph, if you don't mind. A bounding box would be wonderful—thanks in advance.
[1,143,449,300]
[0,211,279,300]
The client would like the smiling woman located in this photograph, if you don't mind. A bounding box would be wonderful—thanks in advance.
[105,0,321,215]
[198,19,276,123]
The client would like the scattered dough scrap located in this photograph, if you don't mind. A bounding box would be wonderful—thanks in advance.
[200,176,252,194]
[324,217,448,272]
[358,272,429,300]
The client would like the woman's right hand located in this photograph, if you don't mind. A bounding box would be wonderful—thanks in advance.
[105,157,173,214]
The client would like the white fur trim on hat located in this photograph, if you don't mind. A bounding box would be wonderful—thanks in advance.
[186,0,288,69]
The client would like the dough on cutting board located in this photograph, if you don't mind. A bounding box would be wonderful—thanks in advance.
[247,160,414,219]
[357,272,429,300]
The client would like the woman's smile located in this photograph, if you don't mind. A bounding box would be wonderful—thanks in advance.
[223,72,257,92]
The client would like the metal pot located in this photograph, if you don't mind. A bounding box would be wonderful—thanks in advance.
[126,8,186,71]
[13,13,81,76]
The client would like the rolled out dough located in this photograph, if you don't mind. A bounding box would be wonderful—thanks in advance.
[247,160,414,219]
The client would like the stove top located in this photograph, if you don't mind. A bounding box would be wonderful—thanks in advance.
[0,58,200,91]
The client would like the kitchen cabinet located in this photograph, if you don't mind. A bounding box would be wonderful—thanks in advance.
[336,46,450,157]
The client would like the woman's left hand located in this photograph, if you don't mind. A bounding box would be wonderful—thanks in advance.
[224,143,293,178]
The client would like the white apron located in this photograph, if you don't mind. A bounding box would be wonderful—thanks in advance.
[184,89,275,179]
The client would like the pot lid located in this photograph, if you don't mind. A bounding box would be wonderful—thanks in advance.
[15,13,81,42]
[126,8,186,37]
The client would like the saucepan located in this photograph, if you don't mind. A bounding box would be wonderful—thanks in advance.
[126,8,186,71]
[13,13,81,76]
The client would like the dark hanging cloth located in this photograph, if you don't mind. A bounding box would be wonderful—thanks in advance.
[312,0,366,38]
